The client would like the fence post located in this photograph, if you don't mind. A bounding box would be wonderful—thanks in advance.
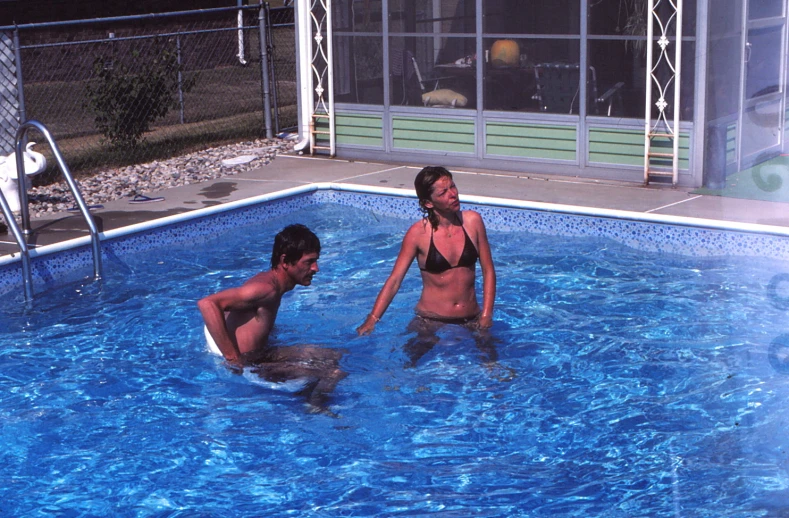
[266,3,281,134]
[258,4,273,139]
[258,2,274,138]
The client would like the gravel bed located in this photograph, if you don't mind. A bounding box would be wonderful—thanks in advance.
[24,137,296,218]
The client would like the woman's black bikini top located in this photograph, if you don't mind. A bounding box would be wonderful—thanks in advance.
[420,225,479,274]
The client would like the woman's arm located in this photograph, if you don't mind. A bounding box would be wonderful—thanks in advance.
[470,212,496,328]
[356,226,420,335]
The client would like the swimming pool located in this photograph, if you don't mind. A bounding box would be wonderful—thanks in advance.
[1,188,789,515]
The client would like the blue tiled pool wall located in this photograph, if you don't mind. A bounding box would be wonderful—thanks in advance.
[319,190,789,259]
[0,193,322,297]
[2,189,789,297]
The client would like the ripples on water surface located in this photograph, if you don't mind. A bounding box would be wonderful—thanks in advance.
[1,204,789,516]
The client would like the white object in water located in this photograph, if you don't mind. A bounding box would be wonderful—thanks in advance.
[204,326,310,392]
[221,155,257,167]
[205,325,223,355]
[0,142,47,212]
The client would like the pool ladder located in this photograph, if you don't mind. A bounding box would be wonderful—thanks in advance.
[0,120,102,301]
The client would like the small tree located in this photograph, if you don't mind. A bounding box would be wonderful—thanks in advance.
[86,46,196,149]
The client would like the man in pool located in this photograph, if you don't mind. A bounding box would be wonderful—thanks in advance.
[198,224,346,414]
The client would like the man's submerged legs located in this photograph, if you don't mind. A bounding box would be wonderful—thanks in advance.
[250,345,348,416]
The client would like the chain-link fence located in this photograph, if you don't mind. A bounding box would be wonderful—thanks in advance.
[3,4,296,183]
[268,6,297,133]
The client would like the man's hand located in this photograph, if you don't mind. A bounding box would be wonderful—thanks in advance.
[225,359,244,375]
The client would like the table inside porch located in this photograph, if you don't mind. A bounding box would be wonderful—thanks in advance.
[434,62,537,111]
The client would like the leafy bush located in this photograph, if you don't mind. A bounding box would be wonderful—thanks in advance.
[86,47,196,149]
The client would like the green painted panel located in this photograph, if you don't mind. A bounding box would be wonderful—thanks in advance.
[392,116,476,153]
[393,116,474,129]
[486,123,576,141]
[336,114,382,129]
[487,134,577,151]
[394,129,474,144]
[394,139,476,153]
[590,131,644,145]
[337,135,379,146]
[336,126,377,137]
[590,137,690,158]
[726,123,737,163]
[589,128,690,169]
[485,121,577,161]
[315,112,383,147]
[486,145,576,160]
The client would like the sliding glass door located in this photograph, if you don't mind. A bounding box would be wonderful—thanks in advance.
[739,0,787,166]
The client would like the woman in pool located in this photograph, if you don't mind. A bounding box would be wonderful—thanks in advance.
[357,166,497,365]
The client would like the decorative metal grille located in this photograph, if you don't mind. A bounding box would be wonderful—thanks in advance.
[307,0,334,155]
[644,0,684,185]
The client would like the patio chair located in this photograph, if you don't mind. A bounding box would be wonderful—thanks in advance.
[391,49,465,107]
[532,63,624,116]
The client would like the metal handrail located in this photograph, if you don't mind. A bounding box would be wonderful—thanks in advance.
[16,120,103,283]
[0,186,34,301]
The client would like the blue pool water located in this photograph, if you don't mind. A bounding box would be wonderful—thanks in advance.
[1,202,789,516]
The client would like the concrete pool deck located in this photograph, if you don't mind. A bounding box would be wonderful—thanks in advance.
[3,152,789,259]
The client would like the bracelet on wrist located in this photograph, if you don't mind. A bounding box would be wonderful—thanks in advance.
[369,313,381,323]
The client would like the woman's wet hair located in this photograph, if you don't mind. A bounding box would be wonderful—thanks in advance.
[271,224,321,268]
[414,166,453,229]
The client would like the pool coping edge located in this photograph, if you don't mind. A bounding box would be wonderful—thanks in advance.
[3,182,789,270]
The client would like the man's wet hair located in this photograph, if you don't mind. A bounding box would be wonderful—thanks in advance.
[271,224,321,268]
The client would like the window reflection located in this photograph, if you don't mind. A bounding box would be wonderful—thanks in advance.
[746,25,784,99]
[481,0,580,114]
[587,0,695,120]
[483,0,580,35]
[587,40,644,118]
[589,0,696,37]
[334,35,384,104]
[388,0,475,34]
[333,0,384,105]
[748,0,785,20]
[331,0,695,118]
[334,0,382,32]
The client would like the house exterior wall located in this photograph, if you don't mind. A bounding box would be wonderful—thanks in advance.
[295,0,717,187]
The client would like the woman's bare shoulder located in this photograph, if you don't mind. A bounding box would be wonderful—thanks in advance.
[406,219,431,237]
[461,209,485,226]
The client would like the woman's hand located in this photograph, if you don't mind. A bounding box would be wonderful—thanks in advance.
[356,314,379,336]
[485,361,517,382]
[477,313,493,329]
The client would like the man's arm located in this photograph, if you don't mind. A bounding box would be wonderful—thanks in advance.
[198,280,276,364]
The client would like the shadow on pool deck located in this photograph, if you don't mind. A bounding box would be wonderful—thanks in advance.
[3,152,789,259]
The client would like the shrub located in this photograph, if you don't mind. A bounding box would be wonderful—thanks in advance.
[86,46,196,150]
